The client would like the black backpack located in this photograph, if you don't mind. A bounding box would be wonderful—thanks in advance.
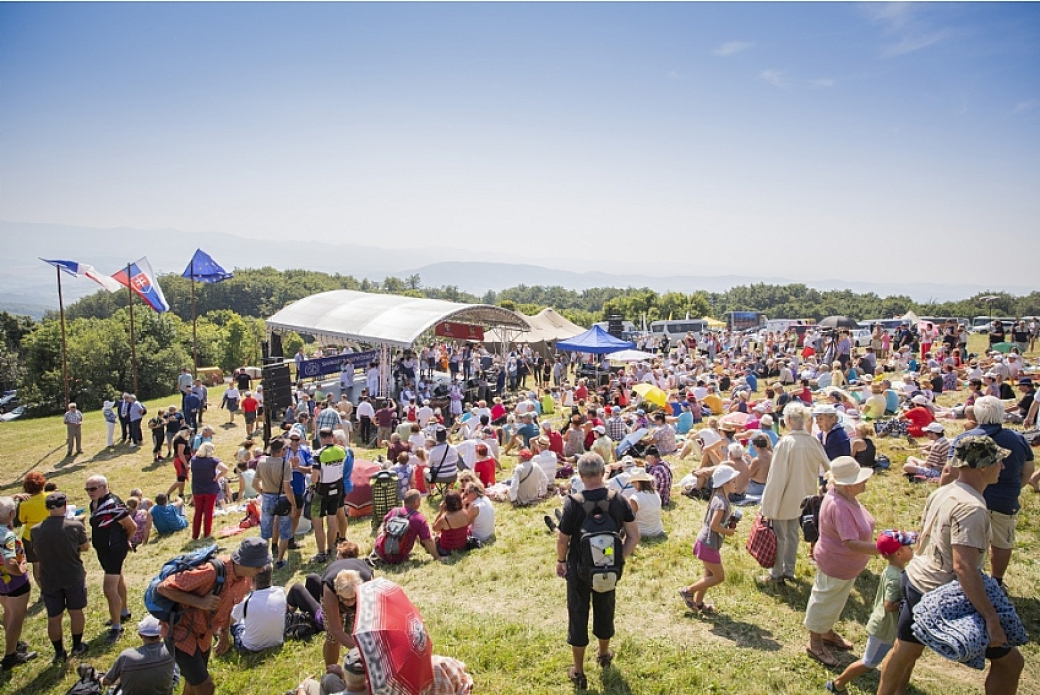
[570,491,625,593]
[65,665,102,695]
[799,494,824,543]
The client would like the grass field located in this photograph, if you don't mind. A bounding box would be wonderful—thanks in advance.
[1,349,1038,694]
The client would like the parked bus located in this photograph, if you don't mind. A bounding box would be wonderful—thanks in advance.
[764,318,813,333]
[725,311,767,331]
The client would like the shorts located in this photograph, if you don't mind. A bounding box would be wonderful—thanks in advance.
[312,488,344,518]
[96,546,129,575]
[245,411,257,425]
[42,581,88,617]
[693,539,722,565]
[896,572,1011,661]
[920,466,942,479]
[173,644,211,686]
[21,538,37,563]
[860,635,893,669]
[260,493,293,541]
[989,510,1017,550]
[0,578,30,598]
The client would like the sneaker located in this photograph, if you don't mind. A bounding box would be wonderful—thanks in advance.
[51,651,68,665]
[2,650,38,670]
[287,539,302,550]
[543,515,558,533]
[107,626,124,643]
[311,552,328,564]
[275,559,287,570]
[70,643,89,657]
[756,574,786,587]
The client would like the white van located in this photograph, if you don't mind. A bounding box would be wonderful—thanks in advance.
[764,319,812,334]
[649,320,709,342]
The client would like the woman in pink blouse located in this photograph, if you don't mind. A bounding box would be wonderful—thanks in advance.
[804,456,880,667]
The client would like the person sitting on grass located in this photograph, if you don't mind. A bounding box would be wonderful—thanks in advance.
[432,491,470,556]
[824,530,916,694]
[100,616,176,695]
[902,422,949,480]
[150,493,188,535]
[229,564,286,653]
[371,490,446,566]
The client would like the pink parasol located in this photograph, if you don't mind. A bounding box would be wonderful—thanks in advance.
[353,578,434,695]
[718,412,750,428]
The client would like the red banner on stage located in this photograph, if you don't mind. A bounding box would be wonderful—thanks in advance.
[435,321,484,341]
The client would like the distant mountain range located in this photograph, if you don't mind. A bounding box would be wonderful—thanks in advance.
[0,220,1029,317]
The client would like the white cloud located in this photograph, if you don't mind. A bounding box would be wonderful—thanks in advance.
[809,78,836,88]
[757,70,788,88]
[867,2,916,33]
[881,29,951,58]
[713,41,754,57]
[1012,100,1037,114]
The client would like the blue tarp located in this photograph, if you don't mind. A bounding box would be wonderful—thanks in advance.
[555,325,635,354]
[182,249,234,283]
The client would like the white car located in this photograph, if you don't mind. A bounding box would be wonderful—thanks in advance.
[850,329,872,347]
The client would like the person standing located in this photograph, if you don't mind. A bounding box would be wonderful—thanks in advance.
[30,492,90,664]
[759,403,831,585]
[355,396,375,447]
[940,395,1034,589]
[555,452,639,689]
[85,475,137,642]
[102,399,118,447]
[156,538,269,695]
[128,395,146,446]
[0,496,36,669]
[64,402,83,457]
[189,442,229,540]
[118,393,132,443]
[878,436,1024,695]
[100,616,176,695]
[311,428,350,563]
[253,439,296,569]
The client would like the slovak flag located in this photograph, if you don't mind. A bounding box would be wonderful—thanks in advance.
[112,257,170,313]
[40,258,124,293]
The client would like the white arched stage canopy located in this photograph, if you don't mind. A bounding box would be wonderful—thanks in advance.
[266,289,531,349]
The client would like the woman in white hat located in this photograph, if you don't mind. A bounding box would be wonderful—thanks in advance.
[804,456,879,668]
[625,468,664,540]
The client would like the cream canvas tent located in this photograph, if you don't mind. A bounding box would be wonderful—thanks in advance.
[483,307,585,351]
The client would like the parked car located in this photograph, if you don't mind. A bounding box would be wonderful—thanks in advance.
[0,406,26,422]
[0,390,18,414]
[850,328,872,348]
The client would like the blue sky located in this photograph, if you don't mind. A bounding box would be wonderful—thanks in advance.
[1,2,1037,285]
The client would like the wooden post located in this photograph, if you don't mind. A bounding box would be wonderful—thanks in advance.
[127,263,139,395]
[56,266,70,408]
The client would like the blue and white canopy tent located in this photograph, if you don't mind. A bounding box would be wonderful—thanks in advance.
[555,324,635,354]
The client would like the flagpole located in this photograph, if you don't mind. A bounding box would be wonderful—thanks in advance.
[56,266,70,408]
[190,258,198,378]
[127,263,139,395]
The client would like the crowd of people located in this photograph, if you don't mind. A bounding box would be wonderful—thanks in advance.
[3,319,1038,694]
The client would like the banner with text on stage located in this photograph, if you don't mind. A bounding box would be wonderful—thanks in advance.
[434,322,484,341]
[298,350,378,379]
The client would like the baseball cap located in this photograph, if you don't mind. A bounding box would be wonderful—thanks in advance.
[137,615,163,637]
[923,422,945,435]
[518,448,533,460]
[593,425,606,435]
[45,492,68,509]
[876,529,918,557]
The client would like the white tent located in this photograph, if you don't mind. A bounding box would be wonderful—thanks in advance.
[483,307,585,346]
[266,290,530,349]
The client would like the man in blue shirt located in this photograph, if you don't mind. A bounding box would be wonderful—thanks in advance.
[943,395,1034,587]
[150,494,188,534]
[285,431,314,550]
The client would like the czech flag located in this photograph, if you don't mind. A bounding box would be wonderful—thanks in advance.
[40,258,123,293]
[112,257,170,313]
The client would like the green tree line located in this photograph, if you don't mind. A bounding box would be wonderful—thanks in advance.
[6,268,1040,415]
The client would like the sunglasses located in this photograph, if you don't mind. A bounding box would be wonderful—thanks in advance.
[85,486,100,492]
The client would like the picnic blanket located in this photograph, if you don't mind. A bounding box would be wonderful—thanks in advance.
[911,573,1028,669]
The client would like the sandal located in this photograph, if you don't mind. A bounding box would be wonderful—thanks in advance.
[825,680,848,694]
[696,602,715,614]
[678,589,698,611]
[823,633,854,651]
[596,650,614,667]
[805,645,838,668]
[567,666,588,690]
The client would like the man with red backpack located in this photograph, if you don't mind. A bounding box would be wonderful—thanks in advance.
[555,452,639,689]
